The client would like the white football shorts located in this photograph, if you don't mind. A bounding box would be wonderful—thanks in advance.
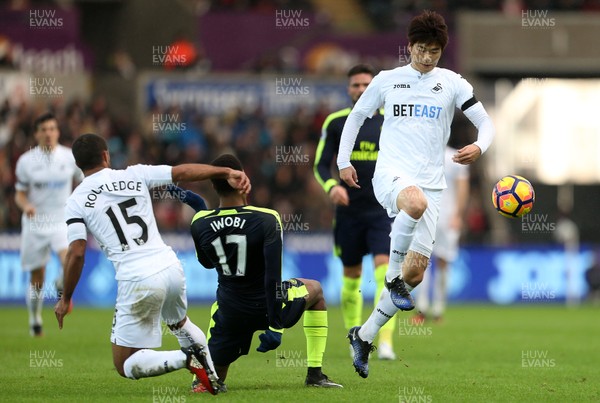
[20,220,68,271]
[111,262,188,348]
[372,168,442,259]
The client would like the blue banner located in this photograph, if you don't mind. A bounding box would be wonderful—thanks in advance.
[0,234,595,306]
[144,77,349,115]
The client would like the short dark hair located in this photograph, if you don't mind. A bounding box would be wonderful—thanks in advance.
[210,154,243,196]
[72,133,108,171]
[408,10,449,50]
[33,112,57,132]
[347,64,375,78]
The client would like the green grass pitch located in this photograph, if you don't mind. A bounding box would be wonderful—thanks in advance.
[1,305,598,402]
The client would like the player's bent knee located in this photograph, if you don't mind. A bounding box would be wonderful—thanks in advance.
[406,197,427,218]
[398,187,428,219]
[299,278,326,310]
[112,345,139,379]
[303,279,323,298]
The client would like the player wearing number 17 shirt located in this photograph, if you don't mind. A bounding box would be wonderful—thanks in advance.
[338,10,495,378]
[188,154,341,389]
[54,133,250,394]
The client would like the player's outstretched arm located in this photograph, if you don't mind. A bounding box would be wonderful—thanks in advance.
[165,184,208,212]
[172,164,251,194]
[55,239,86,329]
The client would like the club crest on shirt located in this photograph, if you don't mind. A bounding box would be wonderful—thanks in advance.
[431,83,443,93]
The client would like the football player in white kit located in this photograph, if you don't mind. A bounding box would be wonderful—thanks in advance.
[54,133,250,394]
[14,113,83,337]
[414,145,469,323]
[338,11,495,378]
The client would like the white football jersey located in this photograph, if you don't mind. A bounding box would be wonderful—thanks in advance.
[15,144,83,228]
[65,165,178,281]
[439,146,469,224]
[339,65,475,189]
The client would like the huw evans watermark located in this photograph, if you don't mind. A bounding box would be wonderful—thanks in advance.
[398,386,432,403]
[29,10,63,28]
[275,77,310,96]
[275,10,309,29]
[397,318,432,337]
[275,349,307,368]
[398,45,410,65]
[278,214,309,233]
[30,77,63,97]
[521,282,556,301]
[275,145,310,165]
[152,114,187,132]
[28,213,64,233]
[521,350,556,368]
[29,284,61,301]
[152,386,186,403]
[522,10,555,29]
[30,350,63,368]
[521,213,556,233]
[152,46,187,67]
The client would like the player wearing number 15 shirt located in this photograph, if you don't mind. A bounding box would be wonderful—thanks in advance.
[55,133,250,394]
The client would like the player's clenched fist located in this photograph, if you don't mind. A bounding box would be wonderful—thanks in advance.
[256,328,283,352]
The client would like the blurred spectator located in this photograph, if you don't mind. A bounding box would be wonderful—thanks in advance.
[108,48,136,79]
[0,35,15,69]
[465,189,490,243]
[585,250,600,304]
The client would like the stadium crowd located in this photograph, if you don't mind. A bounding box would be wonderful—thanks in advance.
[1,97,333,234]
[1,97,490,240]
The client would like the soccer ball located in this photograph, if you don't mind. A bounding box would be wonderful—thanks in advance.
[491,175,535,218]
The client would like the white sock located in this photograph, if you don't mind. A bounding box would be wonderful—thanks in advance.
[169,317,205,348]
[358,288,399,343]
[170,317,216,374]
[26,284,43,326]
[432,268,448,317]
[416,267,431,314]
[123,349,186,379]
[386,211,419,282]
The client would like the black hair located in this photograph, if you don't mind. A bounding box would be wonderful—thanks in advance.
[211,154,243,196]
[408,10,449,50]
[33,112,57,132]
[72,133,108,171]
[347,64,375,78]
